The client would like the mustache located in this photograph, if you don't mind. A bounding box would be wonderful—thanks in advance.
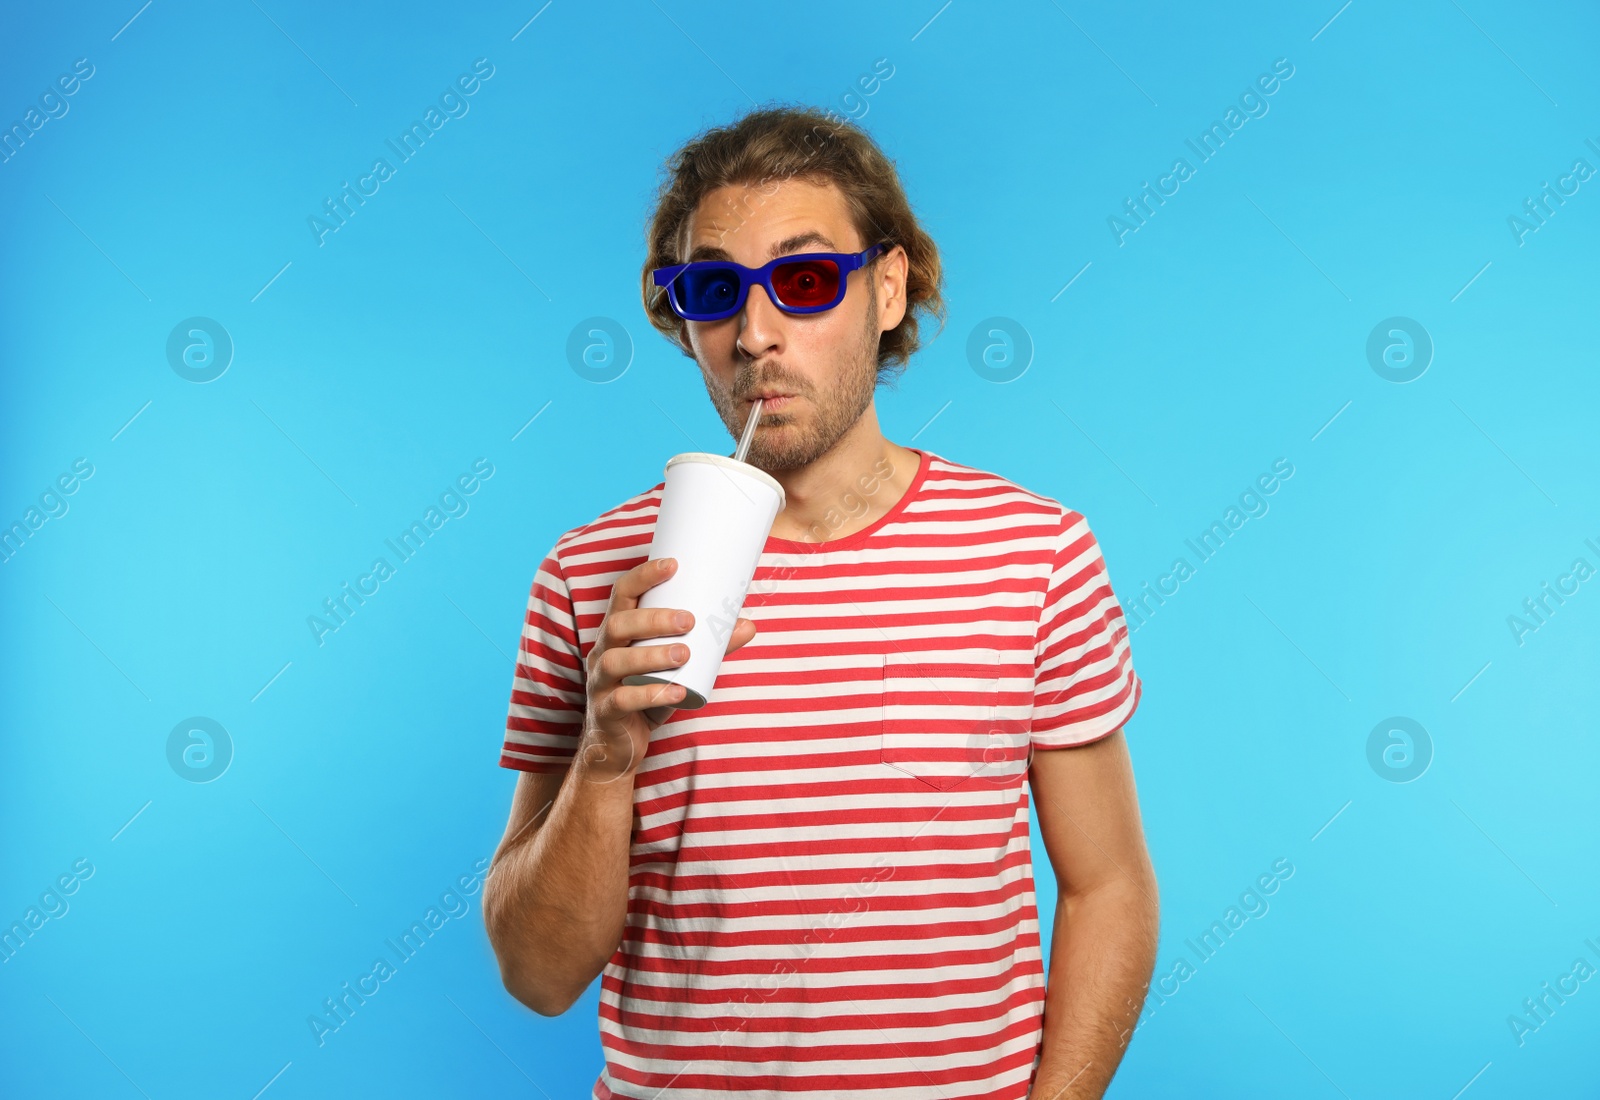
[735,373,806,400]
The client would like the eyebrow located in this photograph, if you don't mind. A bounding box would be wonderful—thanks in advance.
[685,230,838,265]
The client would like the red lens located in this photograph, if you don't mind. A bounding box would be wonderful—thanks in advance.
[770,258,841,309]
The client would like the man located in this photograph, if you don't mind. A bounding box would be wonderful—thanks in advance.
[484,105,1156,1100]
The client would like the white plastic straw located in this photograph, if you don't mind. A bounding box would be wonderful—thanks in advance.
[733,398,763,463]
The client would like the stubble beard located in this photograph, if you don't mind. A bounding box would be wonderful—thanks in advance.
[715,284,882,474]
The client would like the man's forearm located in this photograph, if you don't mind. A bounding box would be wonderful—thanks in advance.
[1028,878,1160,1100]
[483,753,637,1016]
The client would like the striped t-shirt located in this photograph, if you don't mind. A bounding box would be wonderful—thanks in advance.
[500,446,1142,1100]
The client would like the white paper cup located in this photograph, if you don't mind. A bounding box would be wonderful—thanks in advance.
[621,453,785,709]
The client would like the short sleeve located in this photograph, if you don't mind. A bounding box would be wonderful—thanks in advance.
[500,549,589,772]
[1030,510,1142,749]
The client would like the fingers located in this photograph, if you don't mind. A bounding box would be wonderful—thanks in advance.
[606,605,695,646]
[599,678,688,718]
[724,616,758,655]
[592,639,691,692]
[611,556,678,609]
[589,557,687,676]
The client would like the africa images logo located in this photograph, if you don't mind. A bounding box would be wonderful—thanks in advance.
[307,59,495,246]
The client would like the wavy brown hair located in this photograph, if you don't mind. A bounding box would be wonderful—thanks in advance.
[640,104,945,386]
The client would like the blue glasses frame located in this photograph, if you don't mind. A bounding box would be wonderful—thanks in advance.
[652,243,886,321]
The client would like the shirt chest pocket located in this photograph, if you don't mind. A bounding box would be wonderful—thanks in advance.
[878,651,1033,791]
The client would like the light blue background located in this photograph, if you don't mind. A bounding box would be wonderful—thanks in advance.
[3,1,1597,1097]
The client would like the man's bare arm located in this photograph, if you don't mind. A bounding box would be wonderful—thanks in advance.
[482,761,638,1016]
[1026,729,1160,1100]
[482,555,759,1016]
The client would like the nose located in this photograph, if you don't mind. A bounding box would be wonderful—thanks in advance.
[735,282,782,359]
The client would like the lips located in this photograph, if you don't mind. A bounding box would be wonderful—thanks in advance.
[747,393,795,412]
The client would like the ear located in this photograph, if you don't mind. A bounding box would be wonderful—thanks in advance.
[874,245,909,331]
